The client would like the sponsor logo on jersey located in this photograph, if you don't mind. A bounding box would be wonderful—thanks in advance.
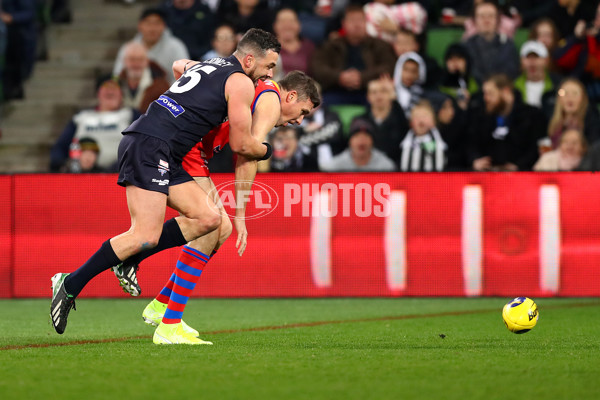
[152,178,169,186]
[158,159,170,176]
[155,95,185,118]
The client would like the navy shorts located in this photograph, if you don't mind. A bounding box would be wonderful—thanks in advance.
[117,133,193,195]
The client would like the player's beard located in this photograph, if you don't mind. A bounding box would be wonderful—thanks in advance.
[247,65,261,83]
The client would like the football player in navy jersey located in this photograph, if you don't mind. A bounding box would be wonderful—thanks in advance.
[50,29,281,338]
[115,71,321,344]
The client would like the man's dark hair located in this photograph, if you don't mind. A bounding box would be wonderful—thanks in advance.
[236,28,281,57]
[139,7,167,22]
[278,71,321,109]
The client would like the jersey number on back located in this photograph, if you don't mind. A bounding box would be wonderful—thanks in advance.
[169,65,217,94]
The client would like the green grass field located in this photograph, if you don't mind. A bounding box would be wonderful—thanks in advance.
[1,298,600,400]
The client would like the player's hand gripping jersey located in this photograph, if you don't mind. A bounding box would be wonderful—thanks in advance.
[123,56,245,162]
[182,79,281,177]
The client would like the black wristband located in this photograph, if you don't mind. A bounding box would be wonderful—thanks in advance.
[260,142,273,160]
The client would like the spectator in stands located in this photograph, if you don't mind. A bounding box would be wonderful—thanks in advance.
[311,4,396,105]
[268,125,319,172]
[514,40,558,109]
[534,128,587,171]
[64,137,105,173]
[463,0,520,85]
[457,0,521,40]
[297,87,346,170]
[321,117,396,172]
[50,77,141,173]
[553,3,600,103]
[273,8,315,76]
[399,100,448,172]
[1,0,37,100]
[363,0,428,43]
[113,7,189,84]
[200,23,237,61]
[393,51,426,118]
[546,0,597,40]
[392,28,442,89]
[358,76,407,164]
[427,91,469,170]
[544,77,600,148]
[117,41,170,113]
[528,18,560,56]
[218,0,274,37]
[159,0,217,60]
[438,43,478,110]
[468,74,547,171]
[283,0,347,45]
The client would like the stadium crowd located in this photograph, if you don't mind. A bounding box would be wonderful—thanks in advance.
[3,0,600,173]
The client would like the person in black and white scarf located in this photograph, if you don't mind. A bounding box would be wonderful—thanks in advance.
[399,100,447,172]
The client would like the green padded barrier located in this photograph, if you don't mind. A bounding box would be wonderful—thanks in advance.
[328,104,367,137]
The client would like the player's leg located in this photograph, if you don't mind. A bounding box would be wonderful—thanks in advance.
[51,185,170,334]
[51,134,218,334]
[151,178,232,344]
[112,176,222,296]
[147,178,232,329]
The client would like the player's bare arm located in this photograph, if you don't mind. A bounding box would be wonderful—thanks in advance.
[225,73,271,160]
[172,59,198,81]
[232,91,281,256]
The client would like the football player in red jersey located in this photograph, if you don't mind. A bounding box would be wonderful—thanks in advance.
[115,69,320,343]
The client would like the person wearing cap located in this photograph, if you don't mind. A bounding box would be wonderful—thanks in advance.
[113,7,189,84]
[50,76,141,173]
[320,117,396,172]
[514,40,558,109]
[66,137,105,173]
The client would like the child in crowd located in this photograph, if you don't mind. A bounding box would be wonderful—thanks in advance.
[534,129,587,171]
[399,100,447,172]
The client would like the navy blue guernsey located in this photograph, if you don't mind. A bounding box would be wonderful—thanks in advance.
[123,55,245,162]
